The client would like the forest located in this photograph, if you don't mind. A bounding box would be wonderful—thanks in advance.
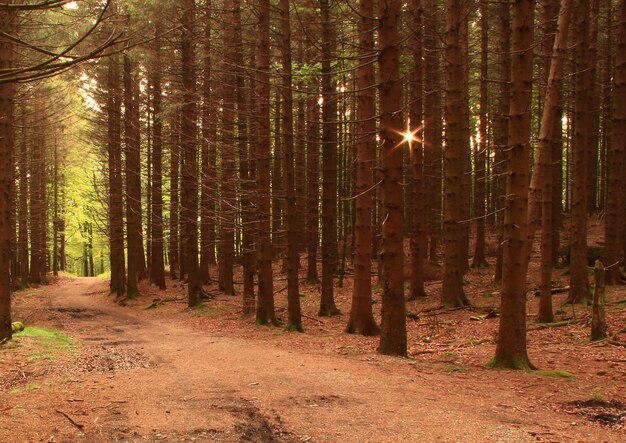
[0,0,625,441]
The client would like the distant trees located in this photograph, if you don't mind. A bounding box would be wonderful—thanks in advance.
[2,0,624,370]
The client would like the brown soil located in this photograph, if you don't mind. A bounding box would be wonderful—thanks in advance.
[1,261,625,442]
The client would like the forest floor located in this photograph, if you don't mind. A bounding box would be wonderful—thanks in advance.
[1,251,625,442]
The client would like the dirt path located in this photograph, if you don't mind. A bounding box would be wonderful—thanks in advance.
[1,277,623,442]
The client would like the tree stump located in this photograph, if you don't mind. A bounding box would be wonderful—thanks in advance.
[591,260,608,341]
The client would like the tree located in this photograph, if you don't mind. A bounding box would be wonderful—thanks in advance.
[319,0,340,317]
[123,53,142,297]
[471,0,488,268]
[567,0,592,305]
[441,0,469,308]
[280,0,302,331]
[346,0,380,336]
[149,18,166,290]
[180,0,201,307]
[489,0,535,370]
[408,0,427,300]
[255,0,276,325]
[377,0,406,357]
[528,0,573,322]
[604,0,626,285]
[107,53,125,298]
[0,3,15,341]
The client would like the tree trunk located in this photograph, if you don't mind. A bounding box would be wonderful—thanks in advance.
[567,0,592,305]
[255,0,277,325]
[0,4,15,340]
[472,0,489,268]
[150,20,166,290]
[346,0,380,336]
[280,0,302,330]
[408,0,427,300]
[218,0,236,296]
[169,110,180,281]
[536,0,573,322]
[494,0,512,283]
[106,53,125,297]
[423,0,442,264]
[124,54,142,298]
[490,0,535,370]
[442,0,469,308]
[18,106,28,287]
[377,0,407,356]
[200,1,215,285]
[180,0,201,307]
[306,95,320,284]
[319,0,340,317]
[604,0,625,284]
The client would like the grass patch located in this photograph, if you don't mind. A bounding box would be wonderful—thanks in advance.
[9,382,41,395]
[532,369,575,379]
[444,365,467,373]
[13,326,74,361]
[191,303,217,317]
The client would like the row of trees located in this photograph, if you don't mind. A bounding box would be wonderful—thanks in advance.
[1,0,625,369]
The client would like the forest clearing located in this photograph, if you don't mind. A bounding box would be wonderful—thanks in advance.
[1,0,626,441]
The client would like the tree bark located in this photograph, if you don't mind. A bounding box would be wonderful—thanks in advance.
[255,0,277,325]
[604,0,626,284]
[408,0,427,300]
[346,0,380,336]
[567,0,592,305]
[180,0,201,307]
[491,0,536,370]
[319,0,340,316]
[150,20,166,290]
[0,4,15,341]
[442,0,469,308]
[377,0,407,356]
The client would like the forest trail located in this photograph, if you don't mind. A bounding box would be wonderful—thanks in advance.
[1,277,623,442]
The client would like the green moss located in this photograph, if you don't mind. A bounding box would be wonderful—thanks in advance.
[444,365,467,373]
[9,382,41,395]
[538,319,582,328]
[485,357,533,370]
[532,369,575,379]
[191,304,216,317]
[13,326,74,361]
[284,323,304,333]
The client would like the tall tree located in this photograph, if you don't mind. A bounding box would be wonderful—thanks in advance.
[319,0,340,316]
[346,0,380,335]
[280,0,302,330]
[605,0,626,284]
[528,0,573,322]
[123,53,142,297]
[377,0,407,356]
[180,0,201,306]
[490,0,536,370]
[471,0,488,268]
[149,19,166,290]
[255,0,277,325]
[567,0,592,305]
[0,3,15,341]
[441,0,469,307]
[408,0,427,299]
[107,54,126,297]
